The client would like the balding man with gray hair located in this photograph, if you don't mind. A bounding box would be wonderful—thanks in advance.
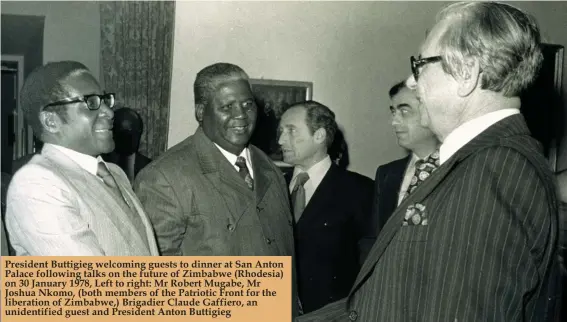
[5,61,159,256]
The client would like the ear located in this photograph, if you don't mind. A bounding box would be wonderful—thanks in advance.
[195,103,205,122]
[456,57,481,97]
[39,111,62,134]
[313,128,326,145]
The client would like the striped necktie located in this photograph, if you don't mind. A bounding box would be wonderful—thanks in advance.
[235,156,254,190]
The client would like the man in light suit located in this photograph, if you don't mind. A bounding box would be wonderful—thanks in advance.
[371,82,439,234]
[278,101,374,314]
[299,2,560,321]
[5,61,159,256]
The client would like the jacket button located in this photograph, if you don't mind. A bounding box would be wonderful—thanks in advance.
[323,222,328,226]
[227,224,235,231]
[348,310,358,321]
[265,238,272,244]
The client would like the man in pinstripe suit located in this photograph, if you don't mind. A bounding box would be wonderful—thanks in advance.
[298,2,560,321]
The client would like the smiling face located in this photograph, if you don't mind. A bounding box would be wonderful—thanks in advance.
[197,79,257,155]
[390,87,435,151]
[53,72,115,156]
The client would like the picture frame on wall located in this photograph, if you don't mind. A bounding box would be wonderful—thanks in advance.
[248,78,313,171]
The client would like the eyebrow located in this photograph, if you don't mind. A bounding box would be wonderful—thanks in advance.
[391,103,412,110]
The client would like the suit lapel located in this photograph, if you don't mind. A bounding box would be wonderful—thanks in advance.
[109,165,159,255]
[250,146,273,203]
[350,113,531,296]
[384,155,411,210]
[41,145,151,254]
[297,165,337,226]
[194,128,254,223]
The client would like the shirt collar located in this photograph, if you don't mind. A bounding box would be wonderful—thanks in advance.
[47,143,104,176]
[439,108,519,165]
[214,143,252,167]
[291,155,332,189]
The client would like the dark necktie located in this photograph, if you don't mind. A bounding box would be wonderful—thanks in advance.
[235,156,254,190]
[291,172,310,222]
[403,150,440,201]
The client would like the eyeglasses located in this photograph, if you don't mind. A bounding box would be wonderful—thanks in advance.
[410,55,442,81]
[43,93,116,111]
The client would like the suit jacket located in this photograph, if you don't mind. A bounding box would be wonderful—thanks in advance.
[358,156,410,264]
[298,114,560,322]
[286,165,373,313]
[5,144,159,256]
[134,127,295,257]
[372,155,411,233]
[134,127,299,319]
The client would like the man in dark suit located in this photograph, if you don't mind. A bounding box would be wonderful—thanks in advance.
[102,107,151,183]
[298,2,560,321]
[278,101,374,314]
[372,81,438,235]
[134,63,298,317]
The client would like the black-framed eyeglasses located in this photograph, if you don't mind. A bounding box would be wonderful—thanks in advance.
[42,93,116,111]
[411,55,442,81]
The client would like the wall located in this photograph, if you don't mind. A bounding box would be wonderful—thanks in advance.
[1,1,100,81]
[169,1,567,179]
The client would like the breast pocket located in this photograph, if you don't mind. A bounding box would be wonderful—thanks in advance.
[395,225,430,242]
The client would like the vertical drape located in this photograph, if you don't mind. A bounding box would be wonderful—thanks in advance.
[100,1,175,159]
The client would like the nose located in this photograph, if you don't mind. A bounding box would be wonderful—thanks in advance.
[406,74,417,89]
[277,131,287,146]
[391,111,402,126]
[232,103,246,119]
[99,102,114,119]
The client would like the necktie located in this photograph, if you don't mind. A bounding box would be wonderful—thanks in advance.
[97,162,126,202]
[235,156,254,190]
[291,172,310,222]
[403,150,440,201]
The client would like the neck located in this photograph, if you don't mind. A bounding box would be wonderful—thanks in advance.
[411,141,438,159]
[296,150,327,172]
[438,92,520,142]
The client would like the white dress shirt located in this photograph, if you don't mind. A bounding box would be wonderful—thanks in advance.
[214,144,254,179]
[439,109,519,165]
[289,155,332,206]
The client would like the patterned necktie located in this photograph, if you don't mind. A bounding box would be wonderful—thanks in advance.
[291,172,310,222]
[235,156,254,190]
[403,150,440,200]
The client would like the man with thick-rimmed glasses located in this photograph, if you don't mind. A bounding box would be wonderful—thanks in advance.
[5,61,159,256]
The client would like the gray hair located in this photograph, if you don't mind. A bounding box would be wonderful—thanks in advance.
[435,1,543,97]
[193,63,250,107]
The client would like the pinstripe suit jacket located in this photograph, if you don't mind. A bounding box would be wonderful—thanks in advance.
[298,114,560,322]
[5,144,159,256]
